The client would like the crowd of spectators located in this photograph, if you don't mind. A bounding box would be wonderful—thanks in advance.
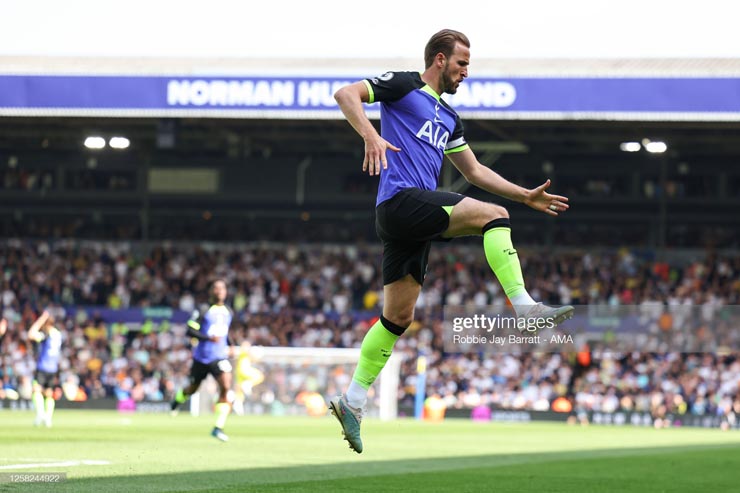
[1,240,739,425]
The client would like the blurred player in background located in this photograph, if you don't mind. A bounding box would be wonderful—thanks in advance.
[28,310,62,428]
[330,29,574,453]
[171,279,235,442]
[231,341,264,416]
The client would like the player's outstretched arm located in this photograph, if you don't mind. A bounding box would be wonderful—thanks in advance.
[28,310,50,340]
[334,82,400,176]
[523,179,570,216]
[448,148,569,216]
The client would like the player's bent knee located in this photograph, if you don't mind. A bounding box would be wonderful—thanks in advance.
[488,203,509,219]
[381,314,410,336]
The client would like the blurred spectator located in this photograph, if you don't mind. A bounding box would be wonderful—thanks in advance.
[0,239,738,427]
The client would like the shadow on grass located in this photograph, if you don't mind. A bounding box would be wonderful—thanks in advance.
[5,442,740,493]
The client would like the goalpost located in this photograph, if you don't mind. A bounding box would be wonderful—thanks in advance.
[190,346,403,421]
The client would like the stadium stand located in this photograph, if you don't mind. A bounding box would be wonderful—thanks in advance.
[2,241,738,425]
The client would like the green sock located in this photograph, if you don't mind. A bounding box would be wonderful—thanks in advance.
[44,396,55,420]
[175,389,187,404]
[351,318,400,389]
[214,402,230,429]
[483,226,528,300]
[33,391,44,419]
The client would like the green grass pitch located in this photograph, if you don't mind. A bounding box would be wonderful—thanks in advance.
[1,410,739,492]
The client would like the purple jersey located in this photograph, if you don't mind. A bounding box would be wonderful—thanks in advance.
[35,327,62,373]
[363,71,469,206]
[189,304,233,364]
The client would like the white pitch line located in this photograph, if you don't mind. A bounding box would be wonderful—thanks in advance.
[0,458,60,462]
[0,460,110,470]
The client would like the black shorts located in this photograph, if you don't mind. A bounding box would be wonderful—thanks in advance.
[34,371,57,390]
[375,188,464,285]
[189,359,232,387]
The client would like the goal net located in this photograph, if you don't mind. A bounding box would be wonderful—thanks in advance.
[189,346,402,421]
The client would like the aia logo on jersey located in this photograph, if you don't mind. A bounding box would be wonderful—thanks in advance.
[416,120,449,150]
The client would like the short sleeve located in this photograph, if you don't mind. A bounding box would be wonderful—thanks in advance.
[363,71,420,104]
[187,309,205,331]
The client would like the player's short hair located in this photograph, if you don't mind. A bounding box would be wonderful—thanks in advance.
[208,278,227,303]
[210,278,227,290]
[424,29,470,69]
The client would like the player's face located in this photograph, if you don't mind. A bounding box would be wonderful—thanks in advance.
[441,42,470,94]
[212,281,227,303]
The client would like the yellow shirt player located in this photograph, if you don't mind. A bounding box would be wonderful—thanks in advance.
[232,342,264,416]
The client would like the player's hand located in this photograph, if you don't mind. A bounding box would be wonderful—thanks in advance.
[209,335,221,343]
[363,135,401,176]
[524,179,569,216]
